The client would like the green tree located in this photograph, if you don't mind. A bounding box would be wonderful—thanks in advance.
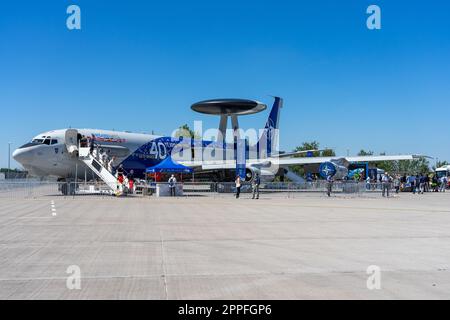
[294,141,335,157]
[434,160,449,170]
[173,124,201,140]
[357,149,374,156]
[376,158,431,175]
[321,148,336,157]
[294,141,321,157]
[289,141,335,178]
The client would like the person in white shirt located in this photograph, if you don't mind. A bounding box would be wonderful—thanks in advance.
[235,175,242,199]
[440,176,448,192]
[382,172,391,197]
[393,175,400,194]
[168,175,177,196]
[366,176,371,190]
[108,156,115,173]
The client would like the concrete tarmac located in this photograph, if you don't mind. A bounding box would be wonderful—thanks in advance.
[1,191,450,299]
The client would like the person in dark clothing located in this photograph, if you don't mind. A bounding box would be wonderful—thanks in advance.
[252,174,261,199]
[326,174,334,197]
[89,134,95,155]
[419,174,426,194]
[424,175,430,192]
[416,174,422,194]
[80,135,88,148]
[411,175,417,194]
[432,175,439,192]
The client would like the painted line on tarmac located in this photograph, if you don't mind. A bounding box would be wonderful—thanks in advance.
[51,200,57,216]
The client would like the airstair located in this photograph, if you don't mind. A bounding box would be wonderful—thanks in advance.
[79,147,119,192]
[284,168,306,183]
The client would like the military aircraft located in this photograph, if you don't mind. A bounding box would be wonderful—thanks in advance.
[13,97,421,184]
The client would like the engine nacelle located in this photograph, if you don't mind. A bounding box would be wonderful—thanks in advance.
[245,167,275,182]
[319,161,348,180]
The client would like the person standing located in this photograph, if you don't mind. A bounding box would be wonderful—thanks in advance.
[326,174,334,197]
[117,164,125,185]
[419,174,426,194]
[382,172,391,197]
[108,156,115,173]
[432,175,439,192]
[127,170,135,194]
[440,176,448,192]
[366,176,371,191]
[101,149,108,166]
[235,175,242,199]
[252,173,261,199]
[393,175,400,194]
[80,135,88,148]
[401,174,407,190]
[410,175,417,194]
[424,174,430,192]
[89,134,95,155]
[168,174,177,196]
[416,174,422,194]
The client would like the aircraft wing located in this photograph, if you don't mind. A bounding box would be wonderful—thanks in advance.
[272,154,421,166]
[179,154,423,170]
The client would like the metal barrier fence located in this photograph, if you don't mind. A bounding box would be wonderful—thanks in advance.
[0,180,391,200]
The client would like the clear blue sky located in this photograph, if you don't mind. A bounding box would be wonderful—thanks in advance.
[1,0,449,169]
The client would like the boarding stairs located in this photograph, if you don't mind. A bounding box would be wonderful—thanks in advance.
[284,168,306,183]
[79,147,118,192]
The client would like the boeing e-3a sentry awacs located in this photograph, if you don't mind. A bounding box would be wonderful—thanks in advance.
[13,97,421,191]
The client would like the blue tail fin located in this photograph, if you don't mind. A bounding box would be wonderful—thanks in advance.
[257,96,283,158]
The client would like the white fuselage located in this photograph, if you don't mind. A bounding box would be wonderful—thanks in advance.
[13,129,162,179]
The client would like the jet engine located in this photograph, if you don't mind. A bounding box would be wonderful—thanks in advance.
[245,167,275,182]
[319,160,349,180]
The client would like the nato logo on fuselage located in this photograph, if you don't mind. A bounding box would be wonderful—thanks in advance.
[319,162,336,178]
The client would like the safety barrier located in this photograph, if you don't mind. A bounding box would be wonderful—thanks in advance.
[0,180,394,200]
[0,181,114,199]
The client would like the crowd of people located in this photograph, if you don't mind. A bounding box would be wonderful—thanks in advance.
[329,171,449,198]
[399,173,447,194]
[375,173,448,196]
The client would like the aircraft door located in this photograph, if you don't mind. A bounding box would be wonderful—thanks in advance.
[65,129,79,157]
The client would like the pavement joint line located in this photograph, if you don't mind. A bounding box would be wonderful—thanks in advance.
[1,235,450,246]
[51,201,57,216]
[0,269,447,282]
[158,214,169,300]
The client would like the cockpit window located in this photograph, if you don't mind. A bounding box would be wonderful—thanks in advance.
[31,136,56,145]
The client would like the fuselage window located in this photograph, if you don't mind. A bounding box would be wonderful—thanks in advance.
[51,139,58,145]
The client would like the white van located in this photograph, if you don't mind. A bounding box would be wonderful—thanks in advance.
[435,165,450,179]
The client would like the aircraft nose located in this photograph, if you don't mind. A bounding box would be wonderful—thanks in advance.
[12,148,31,164]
